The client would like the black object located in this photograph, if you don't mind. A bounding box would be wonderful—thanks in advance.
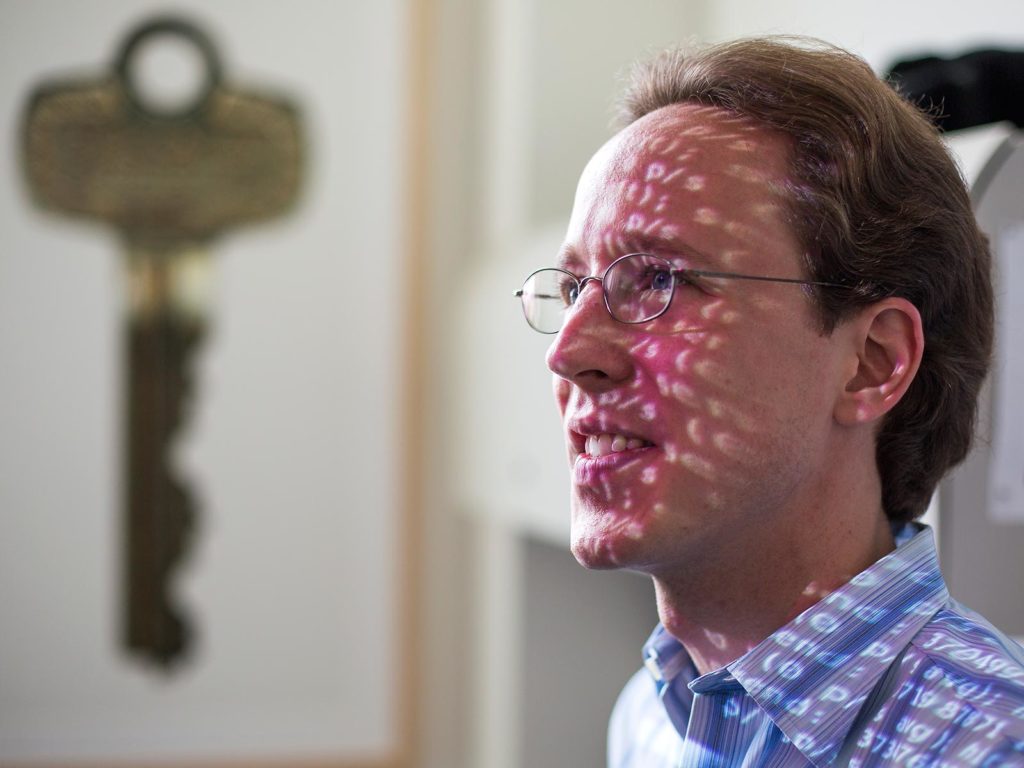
[887,49,1024,131]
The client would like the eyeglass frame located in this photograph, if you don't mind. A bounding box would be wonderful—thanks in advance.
[514,251,848,334]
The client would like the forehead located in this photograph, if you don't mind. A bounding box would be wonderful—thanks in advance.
[565,102,797,268]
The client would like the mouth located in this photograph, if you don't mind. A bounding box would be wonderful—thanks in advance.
[582,432,653,458]
[569,423,656,461]
[570,429,655,487]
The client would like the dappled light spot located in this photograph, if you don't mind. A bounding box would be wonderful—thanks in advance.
[646,134,673,154]
[705,630,728,650]
[656,373,672,396]
[724,220,760,241]
[626,213,646,231]
[725,405,759,435]
[645,162,667,181]
[694,359,724,381]
[700,301,728,322]
[726,162,767,183]
[684,175,705,191]
[631,338,655,356]
[749,294,791,313]
[687,417,705,446]
[821,684,850,704]
[719,310,740,324]
[681,451,717,481]
[751,202,784,221]
[620,393,644,410]
[809,612,841,634]
[694,207,720,225]
[712,432,748,461]
[671,381,696,405]
[642,217,668,236]
[662,167,687,184]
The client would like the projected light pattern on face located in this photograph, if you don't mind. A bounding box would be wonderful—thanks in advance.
[551,103,1024,767]
[547,104,841,575]
[610,526,1024,767]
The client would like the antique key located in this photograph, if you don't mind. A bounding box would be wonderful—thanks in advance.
[22,17,303,667]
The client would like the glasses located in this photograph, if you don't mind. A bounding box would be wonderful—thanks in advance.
[514,252,845,334]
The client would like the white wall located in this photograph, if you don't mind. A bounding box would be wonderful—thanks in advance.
[702,0,1024,69]
[0,1,406,763]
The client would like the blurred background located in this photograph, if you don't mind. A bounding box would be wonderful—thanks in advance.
[1,1,1022,767]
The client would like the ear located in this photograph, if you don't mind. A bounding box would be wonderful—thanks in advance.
[834,298,924,427]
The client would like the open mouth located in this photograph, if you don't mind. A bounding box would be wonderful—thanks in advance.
[583,432,653,458]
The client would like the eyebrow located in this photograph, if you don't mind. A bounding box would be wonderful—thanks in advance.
[554,245,585,272]
[556,233,715,272]
[622,233,713,264]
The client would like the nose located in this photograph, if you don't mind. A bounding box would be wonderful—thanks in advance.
[545,279,633,390]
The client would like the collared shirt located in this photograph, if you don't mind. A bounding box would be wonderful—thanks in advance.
[609,525,1024,767]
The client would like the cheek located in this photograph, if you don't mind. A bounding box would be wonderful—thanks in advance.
[553,374,570,415]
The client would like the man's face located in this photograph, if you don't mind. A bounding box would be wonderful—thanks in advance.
[548,103,848,576]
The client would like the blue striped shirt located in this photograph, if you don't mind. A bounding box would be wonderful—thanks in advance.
[609,525,1024,767]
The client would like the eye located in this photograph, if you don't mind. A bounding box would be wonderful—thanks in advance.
[557,274,580,306]
[639,266,673,293]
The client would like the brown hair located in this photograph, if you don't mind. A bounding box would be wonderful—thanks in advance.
[619,37,993,523]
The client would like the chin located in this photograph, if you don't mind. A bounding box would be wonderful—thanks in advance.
[570,514,648,571]
[570,537,619,570]
[573,489,659,569]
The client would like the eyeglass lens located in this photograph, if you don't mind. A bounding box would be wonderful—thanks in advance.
[519,254,676,333]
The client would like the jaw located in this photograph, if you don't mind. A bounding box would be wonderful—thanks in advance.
[569,491,659,571]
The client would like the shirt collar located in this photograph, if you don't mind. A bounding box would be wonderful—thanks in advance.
[729,523,949,765]
[642,524,950,767]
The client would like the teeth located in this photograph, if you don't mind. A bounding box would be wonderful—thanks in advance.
[585,433,650,458]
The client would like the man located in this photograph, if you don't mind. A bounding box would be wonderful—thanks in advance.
[516,38,1024,766]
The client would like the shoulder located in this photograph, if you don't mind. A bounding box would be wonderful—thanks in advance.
[608,668,681,768]
[608,669,657,765]
[910,602,1024,692]
[883,602,1024,764]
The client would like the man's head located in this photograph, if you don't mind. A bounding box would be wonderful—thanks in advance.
[537,37,992,575]
[614,37,993,526]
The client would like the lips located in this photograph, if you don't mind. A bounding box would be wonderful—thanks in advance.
[584,433,652,458]
[569,417,655,459]
[567,418,657,490]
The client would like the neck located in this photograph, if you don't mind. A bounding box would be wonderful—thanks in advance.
[652,465,896,676]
